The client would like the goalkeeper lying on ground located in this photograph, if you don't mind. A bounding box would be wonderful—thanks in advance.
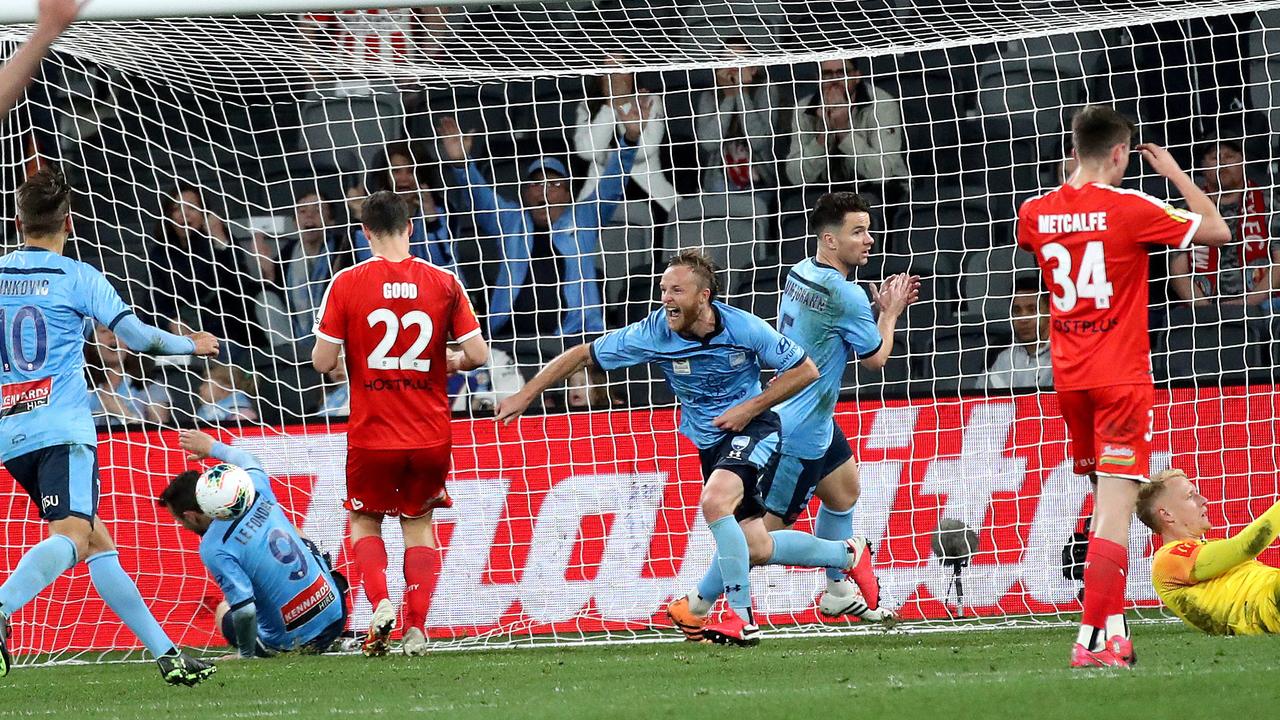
[1137,469,1280,635]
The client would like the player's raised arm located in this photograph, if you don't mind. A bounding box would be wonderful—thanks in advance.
[713,319,818,433]
[1137,142,1230,247]
[0,0,78,116]
[179,429,263,474]
[861,273,919,371]
[1188,497,1280,582]
[494,343,594,424]
[79,263,218,356]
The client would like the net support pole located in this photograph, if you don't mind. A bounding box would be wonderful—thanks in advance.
[0,0,547,25]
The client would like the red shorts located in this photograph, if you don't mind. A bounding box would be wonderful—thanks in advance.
[1057,384,1154,481]
[344,445,453,517]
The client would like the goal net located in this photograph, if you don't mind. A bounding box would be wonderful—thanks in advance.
[1,0,1278,661]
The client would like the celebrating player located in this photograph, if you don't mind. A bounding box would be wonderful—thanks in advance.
[496,250,876,646]
[667,193,916,638]
[0,0,79,117]
[0,167,219,685]
[158,430,348,658]
[1017,105,1230,667]
[1136,469,1280,635]
[312,190,488,656]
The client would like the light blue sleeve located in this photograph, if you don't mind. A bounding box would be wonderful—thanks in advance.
[836,283,883,359]
[210,441,276,503]
[589,315,659,372]
[201,543,254,609]
[744,312,807,371]
[111,314,197,355]
[76,265,133,329]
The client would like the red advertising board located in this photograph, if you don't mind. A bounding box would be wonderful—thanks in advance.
[1,386,1276,654]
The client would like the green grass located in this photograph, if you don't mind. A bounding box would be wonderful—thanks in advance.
[2,625,1278,719]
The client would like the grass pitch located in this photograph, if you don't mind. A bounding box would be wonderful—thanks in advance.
[2,625,1277,719]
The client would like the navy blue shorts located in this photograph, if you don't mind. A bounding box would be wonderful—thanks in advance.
[760,425,855,526]
[5,443,99,522]
[697,411,782,522]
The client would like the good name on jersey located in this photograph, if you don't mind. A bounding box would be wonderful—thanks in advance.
[0,378,52,417]
[1037,212,1108,234]
[383,282,418,299]
[0,279,50,296]
[281,574,336,632]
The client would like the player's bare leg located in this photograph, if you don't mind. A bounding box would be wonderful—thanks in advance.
[1072,474,1140,668]
[399,512,440,657]
[349,511,396,657]
[697,469,760,646]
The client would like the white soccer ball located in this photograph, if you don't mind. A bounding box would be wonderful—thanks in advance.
[196,464,257,520]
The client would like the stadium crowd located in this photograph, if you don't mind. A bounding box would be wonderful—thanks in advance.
[15,6,1280,428]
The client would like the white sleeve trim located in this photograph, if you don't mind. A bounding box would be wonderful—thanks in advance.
[454,327,482,343]
[1178,210,1203,249]
[313,328,344,345]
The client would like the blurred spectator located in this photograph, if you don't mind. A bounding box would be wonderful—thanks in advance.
[149,184,264,356]
[693,38,780,194]
[85,326,171,427]
[564,367,619,410]
[1169,139,1279,308]
[345,179,367,226]
[196,363,259,423]
[315,357,350,418]
[978,277,1053,390]
[281,190,353,342]
[300,8,436,64]
[573,64,676,220]
[353,143,455,270]
[438,113,640,342]
[785,58,908,206]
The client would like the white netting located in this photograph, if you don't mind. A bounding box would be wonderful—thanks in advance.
[0,2,1278,661]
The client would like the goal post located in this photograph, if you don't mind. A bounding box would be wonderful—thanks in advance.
[0,2,1278,662]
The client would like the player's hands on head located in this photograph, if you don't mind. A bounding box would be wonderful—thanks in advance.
[179,429,215,461]
[437,116,473,163]
[1137,143,1183,179]
[712,404,756,433]
[494,393,532,425]
[188,331,220,357]
[37,0,79,36]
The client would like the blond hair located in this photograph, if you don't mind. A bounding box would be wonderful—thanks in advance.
[1134,469,1189,533]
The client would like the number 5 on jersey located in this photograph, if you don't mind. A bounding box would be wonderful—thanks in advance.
[1040,241,1114,312]
[367,308,434,371]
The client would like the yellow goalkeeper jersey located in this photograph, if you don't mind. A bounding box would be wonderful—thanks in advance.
[1151,500,1280,636]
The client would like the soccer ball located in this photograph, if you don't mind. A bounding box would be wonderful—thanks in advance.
[196,464,257,520]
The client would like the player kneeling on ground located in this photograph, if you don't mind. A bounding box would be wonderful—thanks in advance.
[1138,469,1280,635]
[159,430,348,658]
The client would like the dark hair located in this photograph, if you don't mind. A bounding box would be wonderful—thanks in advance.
[361,190,410,237]
[158,470,202,515]
[157,182,202,244]
[1201,138,1244,162]
[1071,105,1135,160]
[810,192,872,237]
[17,166,72,238]
[1013,275,1044,296]
[666,249,722,300]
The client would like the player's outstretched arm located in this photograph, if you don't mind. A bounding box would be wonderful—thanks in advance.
[1191,498,1280,582]
[0,0,78,116]
[1138,143,1230,247]
[179,429,264,473]
[714,357,819,432]
[862,273,920,370]
[494,343,593,424]
[112,314,218,357]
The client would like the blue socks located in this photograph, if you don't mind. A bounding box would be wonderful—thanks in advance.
[815,505,855,582]
[707,516,752,615]
[767,530,848,569]
[0,534,78,616]
[87,551,176,658]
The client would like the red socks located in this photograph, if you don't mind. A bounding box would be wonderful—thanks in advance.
[403,546,442,632]
[1082,536,1128,631]
[352,536,390,608]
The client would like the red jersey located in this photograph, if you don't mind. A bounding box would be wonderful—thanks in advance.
[314,256,482,450]
[1017,182,1202,391]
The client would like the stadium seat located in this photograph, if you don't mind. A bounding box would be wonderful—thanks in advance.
[917,328,1003,393]
[298,93,405,175]
[958,244,1038,323]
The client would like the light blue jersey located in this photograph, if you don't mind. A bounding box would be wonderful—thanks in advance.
[200,445,344,651]
[773,259,882,460]
[0,247,194,461]
[0,248,132,460]
[591,301,807,449]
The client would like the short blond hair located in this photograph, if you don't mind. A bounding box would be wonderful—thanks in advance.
[1135,469,1189,533]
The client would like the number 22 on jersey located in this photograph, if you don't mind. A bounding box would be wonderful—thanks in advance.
[366,308,434,371]
[1040,241,1114,312]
